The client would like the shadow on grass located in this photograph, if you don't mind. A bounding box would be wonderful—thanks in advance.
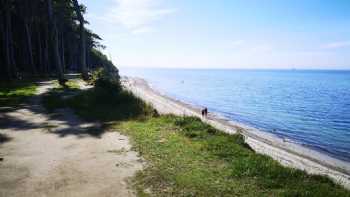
[0,81,45,132]
[0,81,37,107]
[66,87,155,122]
[40,82,155,138]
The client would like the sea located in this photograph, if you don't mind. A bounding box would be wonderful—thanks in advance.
[121,68,350,162]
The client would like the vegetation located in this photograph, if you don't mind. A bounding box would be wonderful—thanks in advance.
[0,0,118,83]
[2,1,349,196]
[118,116,349,197]
[42,69,154,120]
[42,78,350,197]
[42,79,81,111]
[0,81,37,107]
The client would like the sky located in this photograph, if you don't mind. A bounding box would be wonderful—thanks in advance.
[80,0,350,69]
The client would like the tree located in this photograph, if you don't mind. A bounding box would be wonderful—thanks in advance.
[0,0,117,81]
[72,0,89,80]
[47,0,64,83]
[3,0,17,79]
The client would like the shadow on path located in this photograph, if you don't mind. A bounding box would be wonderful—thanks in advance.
[0,79,104,139]
[0,133,11,144]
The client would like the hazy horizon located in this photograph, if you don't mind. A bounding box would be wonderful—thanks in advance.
[119,66,350,71]
[81,0,350,70]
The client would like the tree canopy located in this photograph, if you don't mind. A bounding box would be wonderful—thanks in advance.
[0,0,117,81]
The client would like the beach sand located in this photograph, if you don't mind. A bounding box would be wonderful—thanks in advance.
[122,76,350,190]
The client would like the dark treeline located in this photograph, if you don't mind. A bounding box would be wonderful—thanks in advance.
[0,0,117,82]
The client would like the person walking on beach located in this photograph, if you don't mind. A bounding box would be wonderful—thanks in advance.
[201,107,208,118]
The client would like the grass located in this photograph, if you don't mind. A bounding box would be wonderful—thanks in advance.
[54,79,81,89]
[43,80,155,120]
[0,81,37,107]
[116,116,349,197]
[42,79,83,112]
[42,81,350,197]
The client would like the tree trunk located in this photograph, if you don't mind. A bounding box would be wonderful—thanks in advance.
[47,0,64,81]
[72,0,89,80]
[36,23,43,73]
[8,17,17,78]
[86,45,91,69]
[43,23,50,75]
[24,22,36,74]
[61,32,65,73]
[0,14,4,78]
[4,14,12,78]
[4,2,17,79]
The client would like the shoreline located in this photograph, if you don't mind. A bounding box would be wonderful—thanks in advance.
[122,76,350,190]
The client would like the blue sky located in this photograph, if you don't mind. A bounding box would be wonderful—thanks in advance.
[81,0,350,69]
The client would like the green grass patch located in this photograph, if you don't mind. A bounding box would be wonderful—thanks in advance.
[42,79,82,111]
[0,81,37,107]
[115,116,349,197]
[51,79,81,90]
[65,80,81,89]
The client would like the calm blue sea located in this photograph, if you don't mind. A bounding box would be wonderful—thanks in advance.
[121,68,350,162]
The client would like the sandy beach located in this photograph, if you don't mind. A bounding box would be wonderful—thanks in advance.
[122,76,350,190]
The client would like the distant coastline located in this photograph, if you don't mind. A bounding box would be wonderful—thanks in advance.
[122,76,350,190]
[120,67,350,72]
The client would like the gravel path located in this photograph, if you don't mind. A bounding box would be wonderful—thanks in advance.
[0,80,143,197]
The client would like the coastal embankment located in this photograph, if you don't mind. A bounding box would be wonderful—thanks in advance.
[122,76,350,190]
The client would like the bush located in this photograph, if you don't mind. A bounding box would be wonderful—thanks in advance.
[174,116,219,139]
[63,68,156,121]
[90,67,121,91]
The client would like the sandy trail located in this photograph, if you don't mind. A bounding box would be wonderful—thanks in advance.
[0,80,143,197]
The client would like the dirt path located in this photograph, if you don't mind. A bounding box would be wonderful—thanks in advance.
[0,80,143,197]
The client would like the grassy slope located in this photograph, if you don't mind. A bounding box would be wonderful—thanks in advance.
[42,82,350,197]
[118,117,349,197]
